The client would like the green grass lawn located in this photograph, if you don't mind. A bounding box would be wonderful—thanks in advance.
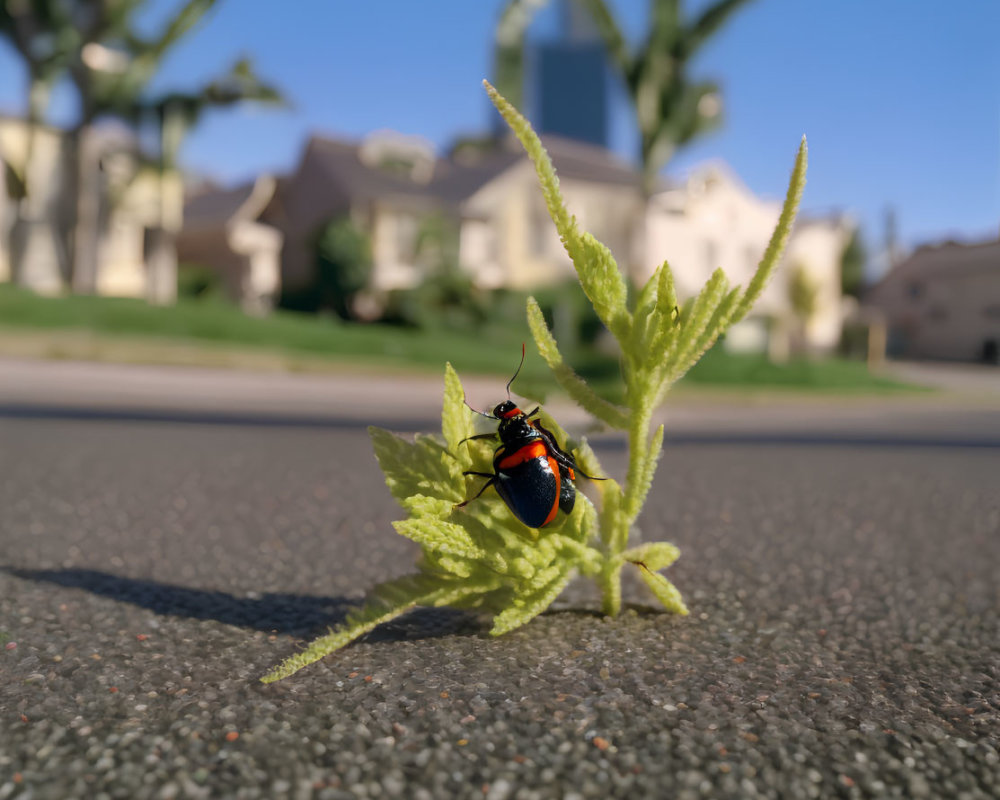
[0,284,918,395]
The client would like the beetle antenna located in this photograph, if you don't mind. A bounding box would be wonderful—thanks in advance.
[505,343,526,400]
[463,396,495,419]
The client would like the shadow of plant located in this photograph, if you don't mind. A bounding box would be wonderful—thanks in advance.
[3,566,482,642]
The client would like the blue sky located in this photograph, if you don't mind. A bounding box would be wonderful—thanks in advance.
[1,0,998,273]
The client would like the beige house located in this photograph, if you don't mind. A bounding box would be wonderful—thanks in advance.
[0,115,181,303]
[177,175,282,313]
[251,131,644,308]
[187,129,850,354]
[448,136,645,289]
[864,238,1000,363]
[645,163,853,354]
[0,116,70,293]
[260,131,451,300]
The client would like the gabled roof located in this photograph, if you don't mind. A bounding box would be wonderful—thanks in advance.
[535,134,643,188]
[295,131,644,211]
[183,176,278,230]
[303,136,444,206]
[869,237,1000,292]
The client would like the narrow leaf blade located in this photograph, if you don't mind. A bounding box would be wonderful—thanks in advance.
[732,137,808,323]
[527,297,629,429]
[636,564,689,615]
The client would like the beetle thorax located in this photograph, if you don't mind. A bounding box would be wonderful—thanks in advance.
[493,400,520,419]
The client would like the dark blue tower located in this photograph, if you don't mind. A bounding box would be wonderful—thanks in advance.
[532,0,612,149]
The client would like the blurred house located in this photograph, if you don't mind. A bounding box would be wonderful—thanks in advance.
[0,116,67,293]
[259,131,447,300]
[645,163,853,354]
[863,238,1000,363]
[0,114,181,303]
[259,131,644,302]
[443,134,644,289]
[248,129,851,352]
[177,176,282,313]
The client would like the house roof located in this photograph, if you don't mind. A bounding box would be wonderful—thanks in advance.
[296,131,644,211]
[183,175,278,230]
[868,237,1000,294]
[305,136,445,206]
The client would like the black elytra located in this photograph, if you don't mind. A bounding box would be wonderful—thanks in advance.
[455,345,603,529]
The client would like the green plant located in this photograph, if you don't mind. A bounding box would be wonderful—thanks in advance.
[176,263,223,301]
[261,81,806,683]
[312,217,373,320]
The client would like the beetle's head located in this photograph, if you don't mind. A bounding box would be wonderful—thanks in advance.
[492,400,520,420]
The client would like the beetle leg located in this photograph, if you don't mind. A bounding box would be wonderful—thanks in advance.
[454,471,497,509]
[459,433,499,445]
[544,446,607,482]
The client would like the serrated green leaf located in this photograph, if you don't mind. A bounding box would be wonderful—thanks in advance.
[661,286,742,395]
[548,532,604,576]
[403,494,456,519]
[571,437,611,491]
[527,298,629,429]
[392,518,486,560]
[369,427,461,506]
[732,137,808,324]
[260,574,476,683]
[622,541,680,572]
[598,476,626,552]
[442,363,474,456]
[636,564,689,615]
[675,267,729,353]
[489,566,574,636]
[485,80,631,342]
[633,259,679,359]
[433,553,475,578]
[623,424,664,521]
[558,485,598,545]
[576,232,632,341]
[655,258,678,322]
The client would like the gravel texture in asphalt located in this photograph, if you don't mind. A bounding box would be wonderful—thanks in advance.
[1,410,998,799]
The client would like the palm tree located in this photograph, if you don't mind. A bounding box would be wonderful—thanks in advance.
[577,0,754,196]
[128,58,284,302]
[492,0,549,120]
[492,0,754,196]
[61,0,229,295]
[0,0,76,285]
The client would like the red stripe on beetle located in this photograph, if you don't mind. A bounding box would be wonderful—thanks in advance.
[497,440,548,470]
[542,455,561,526]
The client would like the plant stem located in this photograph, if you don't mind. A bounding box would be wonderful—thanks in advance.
[623,400,653,525]
[599,395,656,617]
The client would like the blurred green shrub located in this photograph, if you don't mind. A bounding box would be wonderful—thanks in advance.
[281,217,372,319]
[177,263,223,301]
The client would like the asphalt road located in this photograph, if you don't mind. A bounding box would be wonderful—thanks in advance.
[1,362,999,799]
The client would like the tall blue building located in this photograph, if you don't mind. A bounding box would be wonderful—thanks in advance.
[531,0,613,149]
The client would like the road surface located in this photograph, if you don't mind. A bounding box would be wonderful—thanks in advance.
[1,358,998,799]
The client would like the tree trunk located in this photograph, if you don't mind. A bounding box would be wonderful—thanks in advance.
[69,125,102,294]
[144,226,177,305]
[9,77,66,292]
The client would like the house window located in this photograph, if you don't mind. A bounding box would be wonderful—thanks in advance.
[907,281,924,300]
[394,213,418,263]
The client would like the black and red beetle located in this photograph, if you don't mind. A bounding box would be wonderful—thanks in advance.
[455,347,602,528]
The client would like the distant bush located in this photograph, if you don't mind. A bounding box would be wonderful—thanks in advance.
[279,218,372,319]
[177,263,223,301]
[529,281,606,349]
